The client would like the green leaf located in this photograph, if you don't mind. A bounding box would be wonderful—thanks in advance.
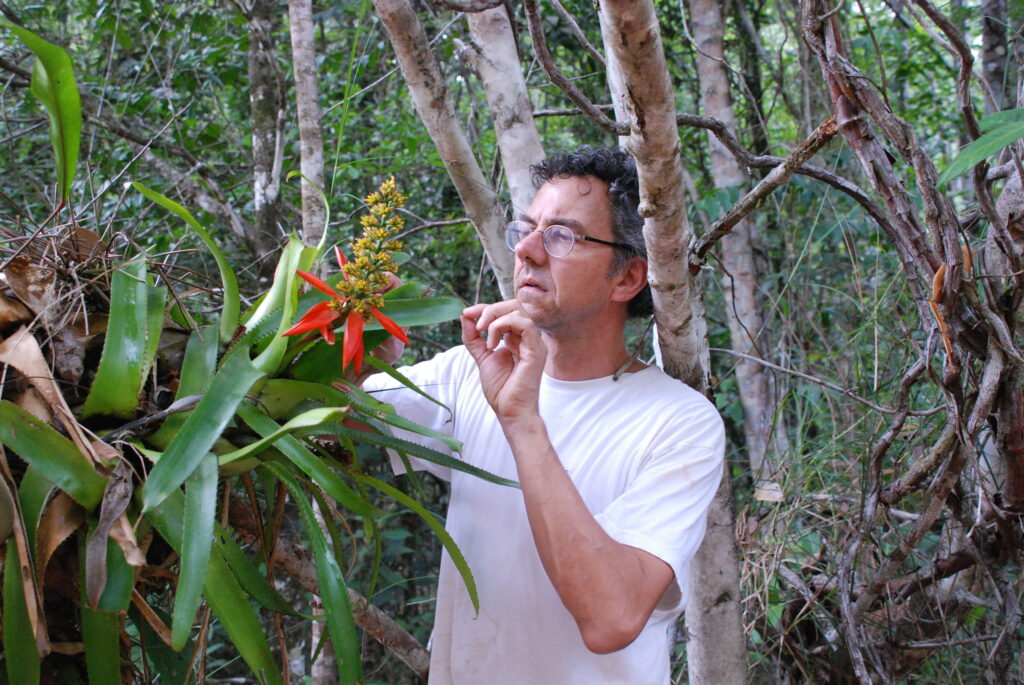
[131,182,240,345]
[145,492,282,684]
[360,356,452,416]
[215,525,310,618]
[979,107,1024,132]
[94,537,135,612]
[4,540,41,685]
[141,349,264,513]
[81,259,156,419]
[250,235,316,374]
[354,472,480,613]
[0,401,105,510]
[17,467,53,556]
[171,453,217,651]
[235,402,375,517]
[218,405,349,466]
[81,552,122,685]
[334,425,518,488]
[0,21,81,204]
[938,120,1024,188]
[146,325,219,449]
[364,297,464,331]
[266,462,363,685]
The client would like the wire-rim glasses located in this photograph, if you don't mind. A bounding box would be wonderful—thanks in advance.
[504,221,630,258]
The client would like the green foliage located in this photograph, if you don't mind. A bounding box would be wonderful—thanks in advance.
[939,108,1024,188]
[0,22,493,684]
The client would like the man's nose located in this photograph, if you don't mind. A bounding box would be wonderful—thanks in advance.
[515,227,547,264]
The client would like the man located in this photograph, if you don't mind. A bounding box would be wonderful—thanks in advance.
[363,146,724,683]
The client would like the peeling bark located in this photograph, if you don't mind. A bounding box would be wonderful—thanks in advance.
[599,2,747,683]
[288,0,327,246]
[245,0,286,278]
[462,5,546,216]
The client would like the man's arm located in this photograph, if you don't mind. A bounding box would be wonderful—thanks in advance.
[460,302,675,654]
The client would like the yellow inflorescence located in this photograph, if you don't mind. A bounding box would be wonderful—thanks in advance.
[336,176,406,317]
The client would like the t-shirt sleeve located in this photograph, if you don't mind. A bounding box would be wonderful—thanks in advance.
[593,401,725,613]
[361,346,473,482]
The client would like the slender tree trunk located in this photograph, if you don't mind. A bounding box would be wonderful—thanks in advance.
[598,3,747,683]
[288,3,331,679]
[463,5,546,215]
[288,0,327,246]
[688,0,777,483]
[246,0,286,279]
[373,0,514,296]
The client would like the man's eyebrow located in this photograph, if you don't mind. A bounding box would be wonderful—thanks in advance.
[517,214,585,231]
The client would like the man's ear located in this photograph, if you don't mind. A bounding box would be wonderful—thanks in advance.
[610,257,648,304]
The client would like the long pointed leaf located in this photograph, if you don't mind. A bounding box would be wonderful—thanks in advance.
[171,453,217,651]
[354,472,479,613]
[145,492,282,684]
[938,120,1024,188]
[131,182,240,344]
[0,401,105,510]
[82,259,153,419]
[235,402,375,517]
[333,425,518,488]
[4,540,41,685]
[266,462,363,685]
[215,525,311,617]
[217,406,349,466]
[80,539,122,685]
[146,325,219,449]
[0,21,80,203]
[141,350,264,512]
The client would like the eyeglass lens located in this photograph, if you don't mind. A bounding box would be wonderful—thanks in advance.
[505,222,576,257]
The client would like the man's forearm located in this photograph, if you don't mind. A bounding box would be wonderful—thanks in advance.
[501,413,672,654]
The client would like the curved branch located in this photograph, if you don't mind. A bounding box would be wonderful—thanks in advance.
[691,118,838,263]
[523,0,627,136]
[427,0,502,10]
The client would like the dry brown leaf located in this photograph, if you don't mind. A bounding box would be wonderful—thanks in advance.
[0,446,50,657]
[86,462,133,608]
[3,257,55,316]
[0,327,99,465]
[14,387,51,424]
[60,225,108,264]
[35,492,85,585]
[49,642,85,656]
[131,590,174,647]
[110,513,146,567]
[0,295,32,330]
[753,481,785,503]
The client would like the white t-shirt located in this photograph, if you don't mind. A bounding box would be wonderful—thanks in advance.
[364,345,724,684]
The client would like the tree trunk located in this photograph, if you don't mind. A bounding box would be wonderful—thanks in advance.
[246,0,286,279]
[981,0,1010,112]
[598,2,747,683]
[463,6,546,216]
[688,0,778,484]
[288,0,327,246]
[373,0,514,296]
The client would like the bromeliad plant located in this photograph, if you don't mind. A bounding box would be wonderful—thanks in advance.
[0,26,513,685]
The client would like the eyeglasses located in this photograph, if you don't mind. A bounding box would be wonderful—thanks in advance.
[504,221,630,258]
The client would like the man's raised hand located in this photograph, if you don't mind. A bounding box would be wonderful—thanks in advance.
[460,300,547,424]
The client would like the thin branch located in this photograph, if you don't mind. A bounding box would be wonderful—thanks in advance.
[549,0,605,68]
[427,0,502,10]
[522,0,627,136]
[709,347,942,416]
[691,117,838,262]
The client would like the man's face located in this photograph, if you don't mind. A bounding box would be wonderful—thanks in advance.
[513,175,623,335]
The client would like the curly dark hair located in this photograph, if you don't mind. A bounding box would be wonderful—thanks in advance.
[530,146,653,318]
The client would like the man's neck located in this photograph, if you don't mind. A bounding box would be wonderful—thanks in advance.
[541,332,634,381]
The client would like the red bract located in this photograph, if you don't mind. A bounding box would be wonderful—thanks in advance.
[282,249,409,373]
